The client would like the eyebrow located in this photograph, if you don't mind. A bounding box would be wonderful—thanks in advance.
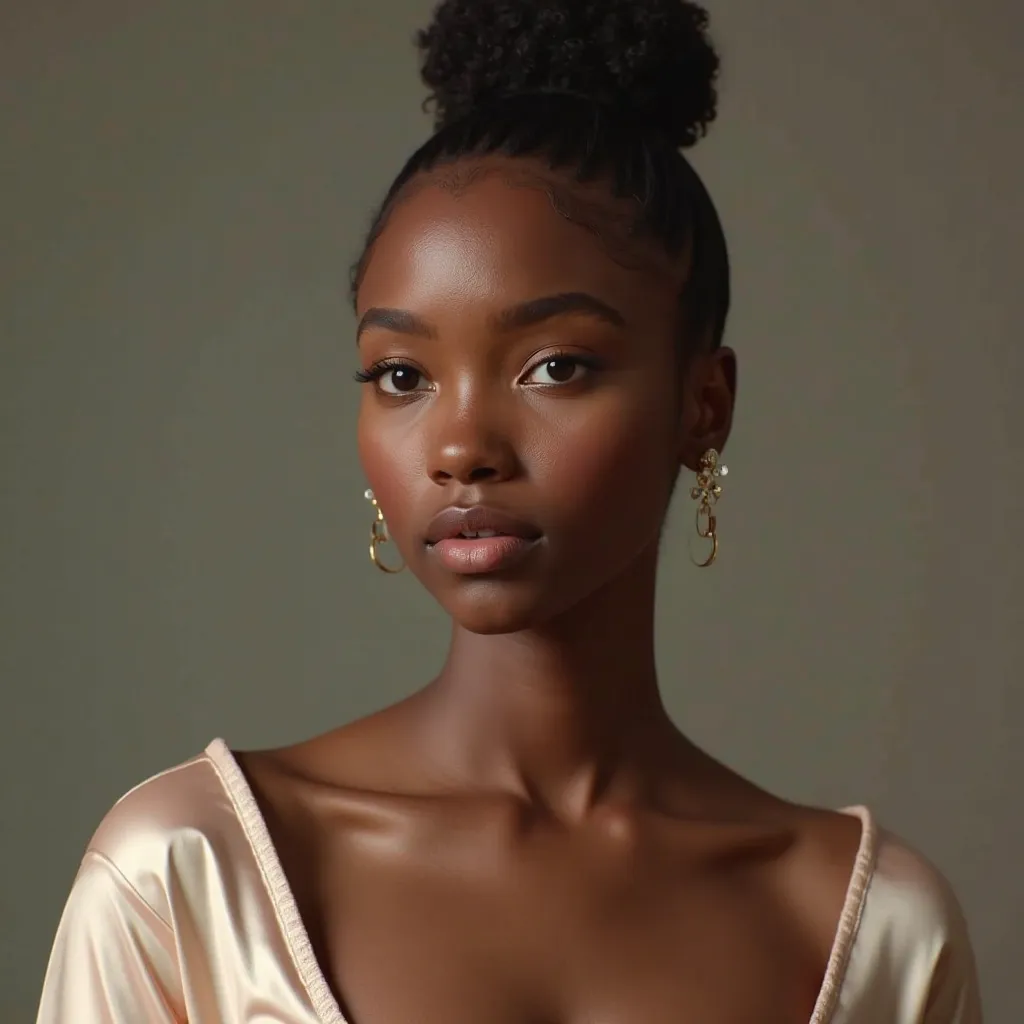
[356,307,434,342]
[493,292,627,332]
[357,291,626,343]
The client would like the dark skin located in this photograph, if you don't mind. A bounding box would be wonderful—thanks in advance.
[239,157,863,1024]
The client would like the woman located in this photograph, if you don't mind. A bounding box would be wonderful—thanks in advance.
[37,2,982,1022]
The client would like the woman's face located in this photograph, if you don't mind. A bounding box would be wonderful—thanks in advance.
[355,158,733,634]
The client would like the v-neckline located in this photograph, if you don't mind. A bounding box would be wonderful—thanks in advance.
[204,737,878,1024]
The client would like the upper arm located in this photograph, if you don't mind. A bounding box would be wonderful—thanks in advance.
[922,884,984,1024]
[37,851,183,1023]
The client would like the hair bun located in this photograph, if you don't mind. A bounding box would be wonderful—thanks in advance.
[416,0,720,150]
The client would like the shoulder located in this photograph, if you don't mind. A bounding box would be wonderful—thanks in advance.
[82,739,251,923]
[40,742,298,1020]
[845,820,983,1021]
[864,824,977,954]
[761,801,982,1020]
[88,740,238,863]
[781,803,975,952]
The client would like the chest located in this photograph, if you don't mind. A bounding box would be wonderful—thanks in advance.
[294,836,825,1024]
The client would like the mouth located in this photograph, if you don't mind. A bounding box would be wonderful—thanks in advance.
[425,506,542,575]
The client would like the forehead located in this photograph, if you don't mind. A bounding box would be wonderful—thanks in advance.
[356,159,682,324]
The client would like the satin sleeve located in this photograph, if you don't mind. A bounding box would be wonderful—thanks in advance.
[37,850,183,1023]
[838,822,985,1024]
[922,893,984,1024]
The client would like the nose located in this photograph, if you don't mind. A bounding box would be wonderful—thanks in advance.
[427,390,519,487]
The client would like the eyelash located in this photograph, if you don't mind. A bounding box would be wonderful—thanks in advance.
[523,350,604,386]
[352,351,603,390]
[531,350,600,370]
[352,357,413,385]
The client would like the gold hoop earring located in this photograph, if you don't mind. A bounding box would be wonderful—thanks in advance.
[365,490,404,574]
[690,449,727,568]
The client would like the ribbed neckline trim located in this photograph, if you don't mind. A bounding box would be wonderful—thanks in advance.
[206,738,347,1023]
[808,804,877,1023]
[204,737,877,1024]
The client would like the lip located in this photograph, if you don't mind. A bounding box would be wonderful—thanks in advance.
[425,505,543,575]
[425,505,542,545]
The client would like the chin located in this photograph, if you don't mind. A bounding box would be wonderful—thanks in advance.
[409,546,647,636]
[435,579,561,636]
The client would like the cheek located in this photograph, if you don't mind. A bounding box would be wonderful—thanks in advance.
[357,405,421,540]
[525,388,678,534]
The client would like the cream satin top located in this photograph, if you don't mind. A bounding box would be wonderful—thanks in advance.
[37,740,983,1023]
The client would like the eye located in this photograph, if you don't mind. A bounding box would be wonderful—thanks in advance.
[522,355,593,387]
[378,365,427,395]
[354,361,432,395]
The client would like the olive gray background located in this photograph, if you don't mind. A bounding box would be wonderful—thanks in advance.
[2,1,1021,1019]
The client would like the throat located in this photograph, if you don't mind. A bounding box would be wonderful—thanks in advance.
[417,637,675,821]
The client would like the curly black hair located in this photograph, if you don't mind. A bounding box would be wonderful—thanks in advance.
[351,0,730,353]
[418,0,719,148]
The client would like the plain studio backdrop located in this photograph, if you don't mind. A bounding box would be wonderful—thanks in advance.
[1,1,1021,1019]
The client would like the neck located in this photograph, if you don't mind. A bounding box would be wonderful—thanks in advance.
[417,550,684,818]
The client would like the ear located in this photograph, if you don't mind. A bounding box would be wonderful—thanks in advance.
[679,346,737,471]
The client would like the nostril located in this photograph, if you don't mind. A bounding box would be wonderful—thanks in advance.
[468,466,498,483]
